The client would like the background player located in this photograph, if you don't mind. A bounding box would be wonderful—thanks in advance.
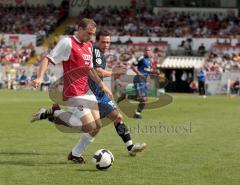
[131,47,153,119]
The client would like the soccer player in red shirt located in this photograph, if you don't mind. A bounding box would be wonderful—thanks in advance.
[31,18,112,163]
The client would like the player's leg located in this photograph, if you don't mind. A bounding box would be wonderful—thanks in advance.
[133,96,147,119]
[107,110,147,156]
[31,103,61,123]
[98,95,134,151]
[100,94,147,156]
[31,104,96,163]
[89,102,102,136]
[31,95,101,164]
[116,92,127,103]
[68,95,101,164]
[107,110,134,150]
[31,104,92,131]
[133,79,148,119]
[68,107,100,163]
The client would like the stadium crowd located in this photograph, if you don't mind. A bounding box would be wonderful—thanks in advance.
[0,2,239,95]
[65,6,240,38]
[205,46,240,72]
[0,38,35,65]
[0,2,69,44]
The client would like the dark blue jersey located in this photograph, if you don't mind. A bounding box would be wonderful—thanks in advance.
[88,46,106,98]
[132,55,151,77]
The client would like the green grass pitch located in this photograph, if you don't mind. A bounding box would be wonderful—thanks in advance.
[0,90,239,185]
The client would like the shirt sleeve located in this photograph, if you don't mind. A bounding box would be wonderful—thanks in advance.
[46,37,71,65]
[133,56,144,66]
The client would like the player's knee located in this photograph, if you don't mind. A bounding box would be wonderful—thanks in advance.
[140,97,147,103]
[95,119,102,129]
[91,127,101,137]
[82,121,97,133]
[88,127,101,137]
[114,113,123,124]
[144,96,148,101]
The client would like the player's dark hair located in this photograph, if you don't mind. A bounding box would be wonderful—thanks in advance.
[78,18,96,29]
[96,30,111,41]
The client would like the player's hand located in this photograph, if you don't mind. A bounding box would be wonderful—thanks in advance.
[112,65,127,75]
[119,61,128,68]
[30,78,42,88]
[139,73,146,79]
[102,86,113,99]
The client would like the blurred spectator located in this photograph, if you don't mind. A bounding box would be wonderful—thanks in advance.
[31,72,37,81]
[197,68,206,96]
[168,70,177,92]
[180,71,188,92]
[19,71,28,88]
[231,77,240,95]
[187,72,194,92]
[198,43,206,56]
[5,71,12,89]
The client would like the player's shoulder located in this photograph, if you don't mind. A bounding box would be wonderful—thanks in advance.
[58,36,71,45]
[84,41,93,47]
[137,56,144,61]
[93,46,102,58]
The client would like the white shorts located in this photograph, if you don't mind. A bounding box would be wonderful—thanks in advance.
[64,94,98,119]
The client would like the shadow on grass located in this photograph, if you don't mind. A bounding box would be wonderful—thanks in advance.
[0,151,99,169]
[0,152,41,156]
[0,160,70,166]
[0,160,100,172]
[75,168,99,172]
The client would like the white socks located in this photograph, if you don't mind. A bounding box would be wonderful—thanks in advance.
[72,133,95,157]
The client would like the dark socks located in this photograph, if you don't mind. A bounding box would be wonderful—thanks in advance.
[115,122,133,151]
[137,101,145,113]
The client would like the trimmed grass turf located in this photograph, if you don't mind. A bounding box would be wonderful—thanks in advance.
[0,90,239,185]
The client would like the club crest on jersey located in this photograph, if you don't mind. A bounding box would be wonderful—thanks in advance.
[82,54,92,61]
[96,58,102,65]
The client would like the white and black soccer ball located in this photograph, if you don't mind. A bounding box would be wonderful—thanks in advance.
[91,149,114,170]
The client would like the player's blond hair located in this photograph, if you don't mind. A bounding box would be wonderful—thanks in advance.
[78,18,96,30]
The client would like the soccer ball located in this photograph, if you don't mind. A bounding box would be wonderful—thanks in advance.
[91,149,114,170]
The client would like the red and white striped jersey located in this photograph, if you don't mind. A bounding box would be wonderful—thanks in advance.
[47,36,93,100]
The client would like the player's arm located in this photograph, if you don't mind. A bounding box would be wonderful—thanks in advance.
[88,68,113,99]
[93,48,126,78]
[31,37,71,88]
[31,58,49,88]
[95,67,112,78]
[131,57,145,78]
[95,65,127,78]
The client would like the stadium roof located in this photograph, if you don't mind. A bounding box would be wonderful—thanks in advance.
[159,56,205,69]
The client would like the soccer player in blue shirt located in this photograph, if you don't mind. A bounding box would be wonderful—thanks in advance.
[131,47,153,118]
[88,30,147,156]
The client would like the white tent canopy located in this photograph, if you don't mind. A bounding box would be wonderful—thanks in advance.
[160,56,205,69]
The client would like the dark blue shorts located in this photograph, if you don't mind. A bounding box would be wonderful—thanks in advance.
[97,94,117,119]
[133,76,148,98]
